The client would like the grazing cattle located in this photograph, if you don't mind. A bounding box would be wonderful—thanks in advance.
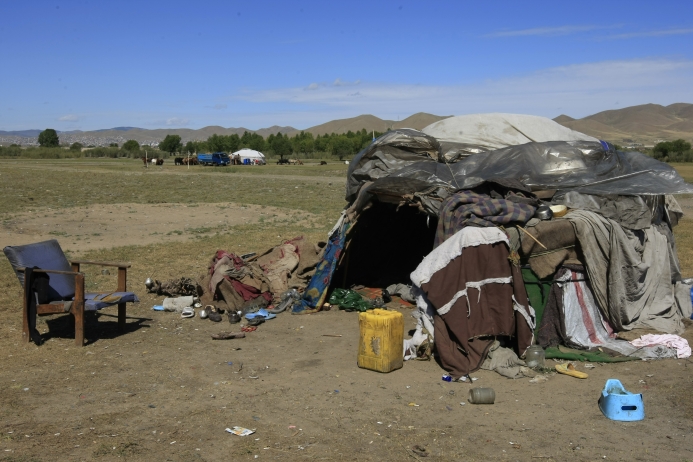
[277,158,289,165]
[174,157,183,165]
[320,161,327,165]
[182,157,199,165]
[156,158,164,166]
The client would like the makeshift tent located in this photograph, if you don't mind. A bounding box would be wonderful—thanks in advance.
[294,113,693,379]
[233,148,266,164]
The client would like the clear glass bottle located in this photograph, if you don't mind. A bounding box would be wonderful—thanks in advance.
[525,345,545,368]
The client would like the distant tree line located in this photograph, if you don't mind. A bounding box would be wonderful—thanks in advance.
[4,128,384,161]
[176,128,384,160]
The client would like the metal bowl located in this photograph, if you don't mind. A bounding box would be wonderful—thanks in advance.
[145,278,154,290]
[534,205,554,220]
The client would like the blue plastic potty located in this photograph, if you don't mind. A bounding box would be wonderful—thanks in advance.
[598,379,644,421]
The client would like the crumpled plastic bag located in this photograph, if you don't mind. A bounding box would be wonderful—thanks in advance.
[329,288,374,312]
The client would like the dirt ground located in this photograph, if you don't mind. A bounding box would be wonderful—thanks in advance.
[0,203,313,252]
[1,303,692,462]
[1,160,693,461]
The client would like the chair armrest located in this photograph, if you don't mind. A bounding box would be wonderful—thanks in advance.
[70,260,131,268]
[15,267,83,276]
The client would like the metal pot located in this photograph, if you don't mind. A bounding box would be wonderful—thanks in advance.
[534,205,554,220]
[145,278,154,290]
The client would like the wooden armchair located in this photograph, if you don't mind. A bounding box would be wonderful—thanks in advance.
[3,239,139,346]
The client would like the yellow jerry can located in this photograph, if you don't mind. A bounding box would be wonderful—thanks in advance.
[357,309,404,373]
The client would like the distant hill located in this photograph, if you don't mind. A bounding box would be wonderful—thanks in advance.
[4,112,451,146]
[306,112,451,136]
[5,105,691,148]
[94,126,141,132]
[0,129,42,137]
[553,103,693,145]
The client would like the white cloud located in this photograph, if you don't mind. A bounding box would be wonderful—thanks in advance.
[605,28,693,39]
[486,25,601,37]
[58,114,79,121]
[213,103,227,110]
[237,58,693,120]
[305,83,320,90]
[165,117,190,126]
[333,78,361,86]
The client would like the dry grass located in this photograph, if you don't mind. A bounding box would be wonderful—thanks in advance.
[0,159,347,313]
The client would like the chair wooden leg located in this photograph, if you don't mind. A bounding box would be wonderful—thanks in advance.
[117,267,128,330]
[74,273,85,346]
[22,281,30,343]
[118,303,126,330]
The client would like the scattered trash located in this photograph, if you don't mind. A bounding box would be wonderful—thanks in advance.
[529,375,549,383]
[584,363,596,369]
[412,444,429,457]
[446,405,453,411]
[268,289,301,314]
[241,326,257,333]
[442,375,452,382]
[322,334,342,337]
[598,379,645,421]
[459,402,466,406]
[226,427,255,436]
[211,332,246,340]
[164,296,195,313]
[152,305,164,311]
[408,402,420,407]
[468,387,496,405]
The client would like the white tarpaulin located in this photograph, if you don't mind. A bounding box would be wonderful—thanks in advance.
[423,113,598,150]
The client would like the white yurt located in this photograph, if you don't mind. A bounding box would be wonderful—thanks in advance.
[233,148,266,165]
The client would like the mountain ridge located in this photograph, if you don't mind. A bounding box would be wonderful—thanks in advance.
[2,105,691,146]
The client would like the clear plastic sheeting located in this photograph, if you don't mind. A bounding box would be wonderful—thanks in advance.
[389,141,693,196]
[346,129,440,201]
[438,140,490,163]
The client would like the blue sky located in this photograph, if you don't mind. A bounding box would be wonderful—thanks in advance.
[2,0,693,131]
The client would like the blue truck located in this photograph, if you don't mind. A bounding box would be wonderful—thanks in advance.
[197,152,230,166]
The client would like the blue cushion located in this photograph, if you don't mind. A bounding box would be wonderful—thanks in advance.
[84,292,139,311]
[3,239,76,301]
